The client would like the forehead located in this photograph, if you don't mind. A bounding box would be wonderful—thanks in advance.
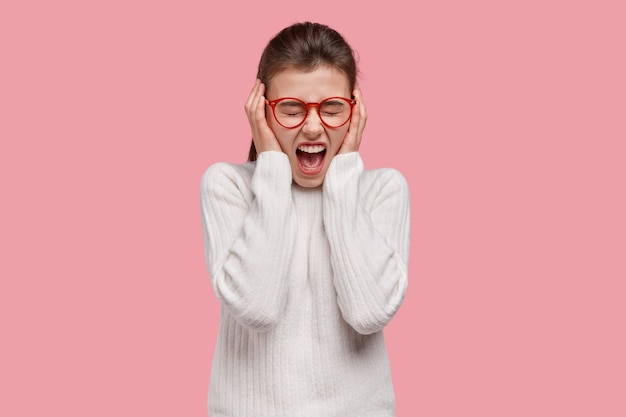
[268,65,351,101]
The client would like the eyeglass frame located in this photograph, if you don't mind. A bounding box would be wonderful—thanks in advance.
[266,96,357,129]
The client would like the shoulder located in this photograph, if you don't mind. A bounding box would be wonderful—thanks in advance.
[358,167,410,212]
[360,167,409,197]
[200,161,256,197]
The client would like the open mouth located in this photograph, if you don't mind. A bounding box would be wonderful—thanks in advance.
[296,144,327,174]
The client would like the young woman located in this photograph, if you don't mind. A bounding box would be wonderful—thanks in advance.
[200,22,410,417]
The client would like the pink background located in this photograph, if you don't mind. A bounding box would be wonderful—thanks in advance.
[2,0,625,416]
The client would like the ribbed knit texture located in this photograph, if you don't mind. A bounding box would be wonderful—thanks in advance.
[200,151,410,417]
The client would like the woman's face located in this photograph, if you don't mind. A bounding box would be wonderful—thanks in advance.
[266,65,352,188]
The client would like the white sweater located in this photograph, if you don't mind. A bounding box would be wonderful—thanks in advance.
[200,151,410,417]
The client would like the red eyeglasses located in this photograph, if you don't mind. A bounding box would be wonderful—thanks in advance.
[267,97,356,129]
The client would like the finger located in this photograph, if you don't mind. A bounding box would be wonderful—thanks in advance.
[353,84,362,103]
[245,79,262,115]
[353,85,366,115]
[245,81,264,134]
[353,86,367,134]
[252,85,282,153]
[247,86,267,135]
[338,104,360,154]
[339,85,368,153]
[245,79,260,106]
[254,89,267,124]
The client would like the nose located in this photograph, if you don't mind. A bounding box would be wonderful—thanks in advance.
[301,107,324,137]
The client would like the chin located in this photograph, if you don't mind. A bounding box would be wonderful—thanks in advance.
[292,174,325,188]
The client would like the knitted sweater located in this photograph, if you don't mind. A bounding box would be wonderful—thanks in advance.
[200,151,410,417]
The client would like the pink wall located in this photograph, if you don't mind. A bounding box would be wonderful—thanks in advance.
[2,0,625,415]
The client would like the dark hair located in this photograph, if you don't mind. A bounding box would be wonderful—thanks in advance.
[248,22,358,161]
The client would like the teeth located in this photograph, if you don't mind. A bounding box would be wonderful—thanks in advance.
[297,145,326,153]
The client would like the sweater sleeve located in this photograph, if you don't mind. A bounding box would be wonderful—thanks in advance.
[200,151,297,331]
[322,152,410,335]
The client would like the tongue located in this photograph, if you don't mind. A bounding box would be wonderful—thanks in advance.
[298,151,324,169]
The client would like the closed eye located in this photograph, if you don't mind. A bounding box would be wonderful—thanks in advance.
[278,101,305,117]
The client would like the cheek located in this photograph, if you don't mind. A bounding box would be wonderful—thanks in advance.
[268,118,298,150]
[328,127,348,152]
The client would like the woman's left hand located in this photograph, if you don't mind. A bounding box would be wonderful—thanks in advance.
[338,85,367,154]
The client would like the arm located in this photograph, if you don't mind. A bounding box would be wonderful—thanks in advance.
[200,151,296,331]
[322,152,410,335]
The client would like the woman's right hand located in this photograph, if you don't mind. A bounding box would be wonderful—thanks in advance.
[245,79,282,154]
